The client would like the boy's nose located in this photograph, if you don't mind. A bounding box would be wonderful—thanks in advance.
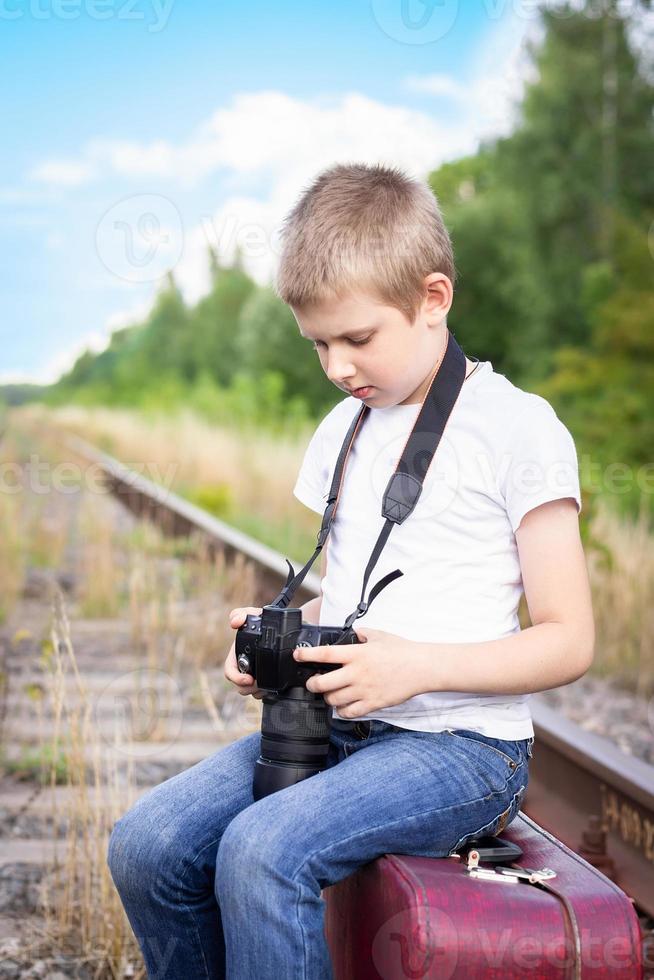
[327,353,356,386]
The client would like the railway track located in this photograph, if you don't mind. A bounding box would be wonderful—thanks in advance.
[64,434,654,924]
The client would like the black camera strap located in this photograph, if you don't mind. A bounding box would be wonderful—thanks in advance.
[272,329,467,633]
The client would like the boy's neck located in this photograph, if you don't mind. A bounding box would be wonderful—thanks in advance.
[400,356,479,405]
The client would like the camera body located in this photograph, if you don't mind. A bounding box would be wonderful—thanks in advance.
[235,605,359,690]
[236,604,361,799]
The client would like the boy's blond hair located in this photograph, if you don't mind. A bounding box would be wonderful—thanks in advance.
[275,162,455,323]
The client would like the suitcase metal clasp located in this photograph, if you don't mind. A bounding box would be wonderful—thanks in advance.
[465,849,557,884]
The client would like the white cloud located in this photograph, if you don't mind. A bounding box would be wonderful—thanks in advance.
[30,159,96,187]
[29,89,479,193]
[0,186,59,206]
[45,86,508,306]
[403,74,466,98]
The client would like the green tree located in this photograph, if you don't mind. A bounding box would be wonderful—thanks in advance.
[494,1,654,349]
[136,272,193,379]
[236,286,338,414]
[538,213,654,519]
[190,260,256,386]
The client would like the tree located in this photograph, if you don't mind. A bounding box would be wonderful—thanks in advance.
[431,161,550,379]
[236,287,338,414]
[190,260,256,386]
[493,1,654,349]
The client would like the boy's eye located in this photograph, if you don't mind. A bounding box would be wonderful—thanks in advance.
[312,336,371,351]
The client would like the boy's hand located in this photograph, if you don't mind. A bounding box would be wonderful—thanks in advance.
[224,607,265,700]
[294,626,423,718]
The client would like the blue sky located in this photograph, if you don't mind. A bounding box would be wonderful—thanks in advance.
[0,0,536,383]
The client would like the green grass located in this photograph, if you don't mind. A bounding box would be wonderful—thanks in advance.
[0,743,69,785]
[225,507,318,567]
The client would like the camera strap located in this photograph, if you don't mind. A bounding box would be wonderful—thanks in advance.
[272,328,467,633]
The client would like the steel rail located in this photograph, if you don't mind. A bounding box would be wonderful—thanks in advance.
[65,434,320,607]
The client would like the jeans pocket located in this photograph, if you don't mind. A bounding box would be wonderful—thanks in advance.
[446,729,522,773]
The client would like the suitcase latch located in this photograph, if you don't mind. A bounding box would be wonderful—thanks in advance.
[465,849,557,884]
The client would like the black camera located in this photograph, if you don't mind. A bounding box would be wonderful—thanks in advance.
[236,604,360,799]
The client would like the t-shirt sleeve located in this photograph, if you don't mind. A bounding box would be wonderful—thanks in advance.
[499,398,582,533]
[293,421,330,516]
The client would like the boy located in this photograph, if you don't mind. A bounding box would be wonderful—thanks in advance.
[108,163,594,979]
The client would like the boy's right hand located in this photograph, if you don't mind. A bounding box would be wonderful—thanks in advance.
[224,607,265,700]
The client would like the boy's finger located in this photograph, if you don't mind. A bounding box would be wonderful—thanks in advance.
[306,668,347,695]
[293,645,347,663]
[229,606,262,627]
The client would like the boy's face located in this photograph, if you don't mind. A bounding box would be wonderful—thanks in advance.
[292,275,453,408]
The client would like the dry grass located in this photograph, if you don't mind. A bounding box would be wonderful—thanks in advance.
[0,429,28,622]
[38,404,315,526]
[0,492,25,625]
[77,495,123,618]
[0,429,71,623]
[33,545,257,975]
[10,527,257,976]
[33,589,144,979]
[583,495,654,697]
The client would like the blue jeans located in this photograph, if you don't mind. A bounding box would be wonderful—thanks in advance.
[107,719,532,979]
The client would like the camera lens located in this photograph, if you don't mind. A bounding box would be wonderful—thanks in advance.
[253,687,332,800]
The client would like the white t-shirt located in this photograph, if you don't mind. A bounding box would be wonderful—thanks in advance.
[292,360,582,739]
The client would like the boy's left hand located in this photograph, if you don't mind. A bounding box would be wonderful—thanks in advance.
[293,627,422,718]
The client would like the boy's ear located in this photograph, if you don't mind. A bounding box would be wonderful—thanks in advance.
[422,273,453,325]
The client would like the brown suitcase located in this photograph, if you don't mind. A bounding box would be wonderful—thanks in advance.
[324,811,643,978]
